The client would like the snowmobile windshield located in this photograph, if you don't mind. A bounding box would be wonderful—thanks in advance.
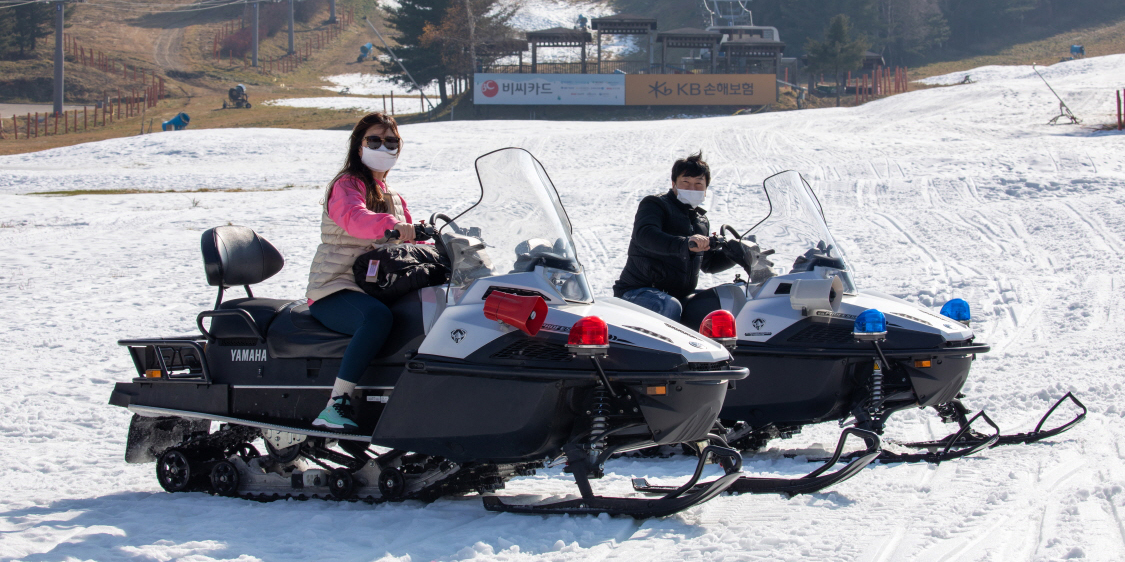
[745,171,857,294]
[438,148,593,303]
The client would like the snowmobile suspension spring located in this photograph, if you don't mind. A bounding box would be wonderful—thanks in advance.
[588,387,611,450]
[867,361,885,425]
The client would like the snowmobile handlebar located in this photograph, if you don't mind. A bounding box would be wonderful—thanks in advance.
[384,223,435,242]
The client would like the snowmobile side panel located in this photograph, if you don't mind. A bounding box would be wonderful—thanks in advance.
[901,353,974,407]
[463,330,688,373]
[371,370,569,462]
[110,381,228,415]
[630,380,729,444]
[720,354,854,425]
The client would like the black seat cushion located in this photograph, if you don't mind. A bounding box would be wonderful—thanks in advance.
[268,292,427,360]
[201,226,284,287]
[209,297,296,340]
[267,301,352,359]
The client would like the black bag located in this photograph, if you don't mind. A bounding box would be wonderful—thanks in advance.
[353,244,450,303]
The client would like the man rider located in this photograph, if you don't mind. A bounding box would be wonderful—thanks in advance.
[612,152,735,322]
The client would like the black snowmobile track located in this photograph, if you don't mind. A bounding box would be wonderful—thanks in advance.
[632,428,881,497]
[151,415,542,505]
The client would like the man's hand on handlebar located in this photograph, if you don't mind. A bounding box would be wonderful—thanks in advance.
[688,234,710,252]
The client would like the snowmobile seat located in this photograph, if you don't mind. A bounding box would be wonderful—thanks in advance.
[209,297,298,340]
[267,291,427,360]
[198,225,287,341]
[267,301,352,358]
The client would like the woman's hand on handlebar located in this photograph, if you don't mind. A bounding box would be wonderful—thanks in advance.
[394,222,415,243]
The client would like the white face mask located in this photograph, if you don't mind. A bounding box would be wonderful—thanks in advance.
[676,188,706,208]
[361,146,399,172]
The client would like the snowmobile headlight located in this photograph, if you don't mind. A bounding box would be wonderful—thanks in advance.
[567,316,609,356]
[853,309,887,342]
[700,310,737,347]
[939,298,971,326]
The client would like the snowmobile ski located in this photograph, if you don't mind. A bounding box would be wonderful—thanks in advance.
[484,445,744,518]
[632,427,881,497]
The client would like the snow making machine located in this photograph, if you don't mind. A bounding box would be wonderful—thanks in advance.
[109,148,776,517]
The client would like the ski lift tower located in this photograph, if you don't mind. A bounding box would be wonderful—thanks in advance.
[702,0,754,27]
[700,0,784,100]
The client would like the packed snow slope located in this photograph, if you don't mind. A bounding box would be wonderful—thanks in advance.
[1,55,1123,562]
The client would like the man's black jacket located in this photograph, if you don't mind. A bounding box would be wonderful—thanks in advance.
[612,189,735,301]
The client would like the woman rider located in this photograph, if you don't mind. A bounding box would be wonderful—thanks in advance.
[307,112,415,432]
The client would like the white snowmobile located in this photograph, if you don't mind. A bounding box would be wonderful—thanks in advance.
[644,170,1085,475]
[111,148,764,518]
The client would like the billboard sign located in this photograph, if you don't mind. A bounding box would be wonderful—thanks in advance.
[473,73,776,106]
[474,74,625,105]
[624,74,775,105]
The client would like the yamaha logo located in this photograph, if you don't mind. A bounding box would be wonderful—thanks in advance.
[451,329,466,343]
[231,349,267,361]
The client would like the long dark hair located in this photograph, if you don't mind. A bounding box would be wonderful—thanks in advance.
[326,112,402,213]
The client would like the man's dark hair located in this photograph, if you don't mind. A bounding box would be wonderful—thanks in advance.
[671,152,710,186]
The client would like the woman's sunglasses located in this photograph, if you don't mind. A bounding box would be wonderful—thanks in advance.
[364,135,401,150]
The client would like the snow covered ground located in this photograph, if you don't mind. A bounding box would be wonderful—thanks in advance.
[1,54,1124,561]
[318,73,441,97]
[267,94,430,113]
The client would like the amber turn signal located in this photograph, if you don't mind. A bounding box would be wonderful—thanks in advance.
[914,360,932,368]
[646,386,667,395]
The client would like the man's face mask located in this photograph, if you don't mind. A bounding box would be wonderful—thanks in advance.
[674,174,708,207]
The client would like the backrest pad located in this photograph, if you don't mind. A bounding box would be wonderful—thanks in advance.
[201,225,285,287]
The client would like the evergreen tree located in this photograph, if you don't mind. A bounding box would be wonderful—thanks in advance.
[380,0,453,103]
[419,0,518,88]
[9,3,55,58]
[805,14,868,107]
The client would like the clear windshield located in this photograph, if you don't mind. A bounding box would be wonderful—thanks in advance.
[744,171,857,294]
[438,148,594,303]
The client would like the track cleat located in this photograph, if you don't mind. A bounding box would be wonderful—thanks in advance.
[312,395,360,432]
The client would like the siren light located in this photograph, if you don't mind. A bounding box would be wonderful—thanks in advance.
[567,316,609,356]
[853,309,887,342]
[483,291,548,336]
[940,298,971,326]
[700,310,737,347]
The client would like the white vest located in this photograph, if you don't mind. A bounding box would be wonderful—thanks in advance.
[305,179,406,301]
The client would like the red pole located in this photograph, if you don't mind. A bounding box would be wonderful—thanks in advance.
[84,106,87,130]
[64,110,68,134]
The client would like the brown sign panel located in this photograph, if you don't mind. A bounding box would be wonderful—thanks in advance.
[624,74,775,105]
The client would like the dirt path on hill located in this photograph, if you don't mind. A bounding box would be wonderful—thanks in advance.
[154,27,188,72]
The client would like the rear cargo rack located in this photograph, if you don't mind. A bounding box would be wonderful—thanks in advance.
[119,337,211,383]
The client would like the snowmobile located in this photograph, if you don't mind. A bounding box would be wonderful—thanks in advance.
[109,147,764,518]
[640,170,1085,480]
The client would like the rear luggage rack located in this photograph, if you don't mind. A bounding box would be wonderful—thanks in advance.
[119,338,211,382]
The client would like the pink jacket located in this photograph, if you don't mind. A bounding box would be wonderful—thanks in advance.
[327,175,411,239]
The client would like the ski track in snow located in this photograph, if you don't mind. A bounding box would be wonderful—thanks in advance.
[1,55,1125,561]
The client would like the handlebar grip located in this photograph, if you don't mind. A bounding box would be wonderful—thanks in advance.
[384,229,401,240]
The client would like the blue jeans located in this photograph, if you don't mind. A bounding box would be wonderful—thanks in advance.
[309,290,393,384]
[621,287,683,321]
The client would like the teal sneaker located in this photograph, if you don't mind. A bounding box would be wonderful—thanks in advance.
[312,395,359,432]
